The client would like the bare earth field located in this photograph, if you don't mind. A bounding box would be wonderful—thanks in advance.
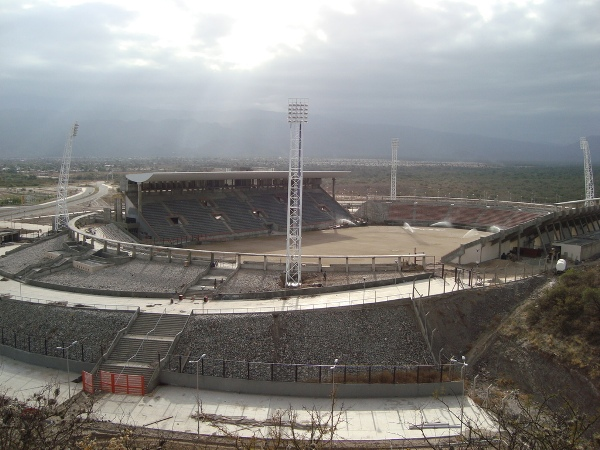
[196,225,488,259]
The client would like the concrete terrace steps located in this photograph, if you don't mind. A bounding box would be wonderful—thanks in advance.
[106,337,172,363]
[128,312,189,337]
[97,312,190,393]
[188,266,235,294]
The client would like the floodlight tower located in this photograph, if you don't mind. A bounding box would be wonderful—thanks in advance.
[285,99,308,287]
[581,137,595,206]
[54,122,78,231]
[391,138,399,200]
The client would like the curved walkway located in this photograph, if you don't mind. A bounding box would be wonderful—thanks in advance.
[3,274,450,315]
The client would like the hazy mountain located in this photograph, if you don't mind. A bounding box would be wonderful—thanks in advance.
[0,108,596,164]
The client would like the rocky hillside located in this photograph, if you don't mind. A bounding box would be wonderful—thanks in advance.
[470,263,600,433]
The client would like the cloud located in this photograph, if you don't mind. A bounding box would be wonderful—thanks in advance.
[1,0,599,145]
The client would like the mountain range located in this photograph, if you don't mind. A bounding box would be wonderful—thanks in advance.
[0,108,597,165]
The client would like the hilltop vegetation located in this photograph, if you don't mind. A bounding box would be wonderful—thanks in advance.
[522,265,600,380]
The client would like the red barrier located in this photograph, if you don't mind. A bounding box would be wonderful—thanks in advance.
[82,371,94,394]
[99,370,145,396]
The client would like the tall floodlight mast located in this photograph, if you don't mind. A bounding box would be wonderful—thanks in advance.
[391,138,399,200]
[285,99,308,287]
[54,122,78,231]
[581,137,595,206]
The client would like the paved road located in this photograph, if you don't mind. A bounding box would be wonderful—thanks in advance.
[0,182,109,222]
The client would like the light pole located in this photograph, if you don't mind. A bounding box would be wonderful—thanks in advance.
[362,277,366,304]
[457,356,468,437]
[56,340,78,398]
[472,374,479,397]
[330,358,339,447]
[190,353,207,436]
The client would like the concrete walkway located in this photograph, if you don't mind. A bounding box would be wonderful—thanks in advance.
[1,275,453,314]
[0,354,495,444]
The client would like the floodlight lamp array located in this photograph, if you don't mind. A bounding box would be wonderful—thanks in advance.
[288,99,308,123]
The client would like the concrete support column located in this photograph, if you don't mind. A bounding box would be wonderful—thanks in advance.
[132,246,136,258]
[318,257,322,272]
[150,247,154,261]
[138,183,143,214]
[371,257,376,273]
[535,226,547,257]
[263,255,268,271]
[168,249,172,263]
[345,257,349,273]
[117,243,121,254]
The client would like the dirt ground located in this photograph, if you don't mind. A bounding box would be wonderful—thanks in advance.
[196,225,488,260]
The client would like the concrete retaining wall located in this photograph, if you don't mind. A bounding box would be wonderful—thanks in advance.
[0,345,95,374]
[216,272,432,300]
[159,370,463,398]
[24,278,172,298]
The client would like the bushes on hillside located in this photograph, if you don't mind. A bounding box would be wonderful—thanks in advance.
[527,267,600,345]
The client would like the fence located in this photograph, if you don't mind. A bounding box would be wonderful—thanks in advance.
[82,371,94,394]
[99,370,145,396]
[82,370,145,396]
[5,294,139,312]
[431,262,547,292]
[165,355,465,385]
[0,328,107,363]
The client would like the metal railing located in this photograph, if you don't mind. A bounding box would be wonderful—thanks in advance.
[166,355,464,385]
[1,328,106,363]
[3,294,139,311]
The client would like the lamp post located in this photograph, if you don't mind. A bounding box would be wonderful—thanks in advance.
[190,353,207,436]
[455,356,468,437]
[330,358,339,447]
[362,277,366,304]
[56,340,78,398]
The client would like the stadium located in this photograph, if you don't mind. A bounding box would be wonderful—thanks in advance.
[1,168,600,444]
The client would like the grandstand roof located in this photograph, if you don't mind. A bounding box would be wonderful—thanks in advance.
[126,171,349,183]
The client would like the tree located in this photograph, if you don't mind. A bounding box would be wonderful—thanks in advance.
[419,390,599,449]
[206,404,346,449]
[0,383,93,449]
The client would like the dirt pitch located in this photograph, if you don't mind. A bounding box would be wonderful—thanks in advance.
[196,225,488,259]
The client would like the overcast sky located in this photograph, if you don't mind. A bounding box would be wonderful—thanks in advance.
[1,0,599,145]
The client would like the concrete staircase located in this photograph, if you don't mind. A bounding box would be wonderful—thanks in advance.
[97,311,190,393]
[187,266,236,296]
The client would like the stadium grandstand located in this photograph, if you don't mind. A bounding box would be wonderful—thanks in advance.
[123,171,354,244]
